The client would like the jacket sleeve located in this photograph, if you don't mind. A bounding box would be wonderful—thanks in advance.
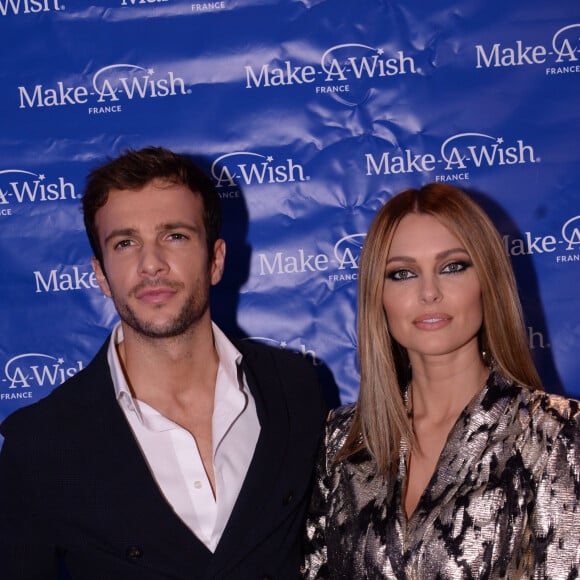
[0,417,60,579]
[531,405,580,578]
[301,418,332,579]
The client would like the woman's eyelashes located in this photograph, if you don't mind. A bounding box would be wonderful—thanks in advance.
[385,260,473,282]
[386,268,416,281]
[441,260,472,274]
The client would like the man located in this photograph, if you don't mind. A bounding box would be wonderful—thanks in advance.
[0,147,326,579]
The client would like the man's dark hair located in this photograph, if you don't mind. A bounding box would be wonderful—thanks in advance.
[82,146,222,267]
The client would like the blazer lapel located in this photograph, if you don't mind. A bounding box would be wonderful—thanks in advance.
[209,342,290,573]
[407,375,518,540]
[73,341,214,577]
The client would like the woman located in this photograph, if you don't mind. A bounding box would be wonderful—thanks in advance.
[302,184,580,578]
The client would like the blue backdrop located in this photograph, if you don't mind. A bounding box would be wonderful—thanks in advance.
[1,0,579,421]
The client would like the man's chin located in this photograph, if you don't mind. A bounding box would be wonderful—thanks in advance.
[122,317,196,340]
[116,298,208,340]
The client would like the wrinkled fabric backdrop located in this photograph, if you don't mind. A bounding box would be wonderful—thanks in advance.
[1,0,579,421]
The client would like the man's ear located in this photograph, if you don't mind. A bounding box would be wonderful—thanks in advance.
[91,256,112,298]
[210,239,226,286]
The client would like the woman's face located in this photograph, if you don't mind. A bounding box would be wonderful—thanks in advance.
[382,213,483,362]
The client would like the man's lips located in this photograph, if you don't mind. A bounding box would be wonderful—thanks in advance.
[134,286,177,304]
[413,314,452,330]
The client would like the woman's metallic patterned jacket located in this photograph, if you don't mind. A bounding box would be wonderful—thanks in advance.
[302,372,580,579]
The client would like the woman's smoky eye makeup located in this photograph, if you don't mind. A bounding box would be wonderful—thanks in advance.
[385,268,415,281]
[384,255,473,282]
[440,260,472,274]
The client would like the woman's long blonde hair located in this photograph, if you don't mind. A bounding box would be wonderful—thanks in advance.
[337,183,542,475]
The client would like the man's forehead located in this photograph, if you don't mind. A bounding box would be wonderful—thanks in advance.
[95,182,204,230]
[108,177,198,196]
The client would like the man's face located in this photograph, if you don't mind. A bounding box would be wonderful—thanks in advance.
[92,178,225,340]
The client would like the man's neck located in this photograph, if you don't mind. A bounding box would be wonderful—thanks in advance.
[115,318,220,495]
[116,317,219,403]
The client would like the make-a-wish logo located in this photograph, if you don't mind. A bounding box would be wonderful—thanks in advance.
[17,63,189,112]
[503,213,580,263]
[365,132,539,182]
[211,151,310,190]
[121,0,168,5]
[245,42,418,104]
[33,265,100,293]
[0,0,63,16]
[257,233,365,287]
[475,23,580,73]
[2,353,84,394]
[0,169,77,211]
[243,336,319,365]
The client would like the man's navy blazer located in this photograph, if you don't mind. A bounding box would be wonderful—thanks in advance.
[0,335,326,579]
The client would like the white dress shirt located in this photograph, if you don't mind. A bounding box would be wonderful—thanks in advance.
[107,321,260,552]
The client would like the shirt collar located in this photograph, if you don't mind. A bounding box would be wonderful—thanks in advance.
[107,321,245,424]
[211,321,243,389]
[108,322,135,415]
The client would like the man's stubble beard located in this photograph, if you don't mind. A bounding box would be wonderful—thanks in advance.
[113,282,210,340]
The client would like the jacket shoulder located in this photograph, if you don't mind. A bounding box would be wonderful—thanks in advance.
[323,403,356,460]
[234,338,320,389]
[522,388,580,440]
[234,337,326,425]
[234,336,313,365]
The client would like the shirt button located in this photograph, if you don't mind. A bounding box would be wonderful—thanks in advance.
[126,546,143,559]
[194,480,202,489]
[282,491,293,505]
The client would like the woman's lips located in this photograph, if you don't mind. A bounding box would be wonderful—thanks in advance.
[413,314,451,330]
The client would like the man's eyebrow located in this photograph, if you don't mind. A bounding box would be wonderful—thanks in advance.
[103,223,200,246]
[156,222,199,233]
[104,228,138,246]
